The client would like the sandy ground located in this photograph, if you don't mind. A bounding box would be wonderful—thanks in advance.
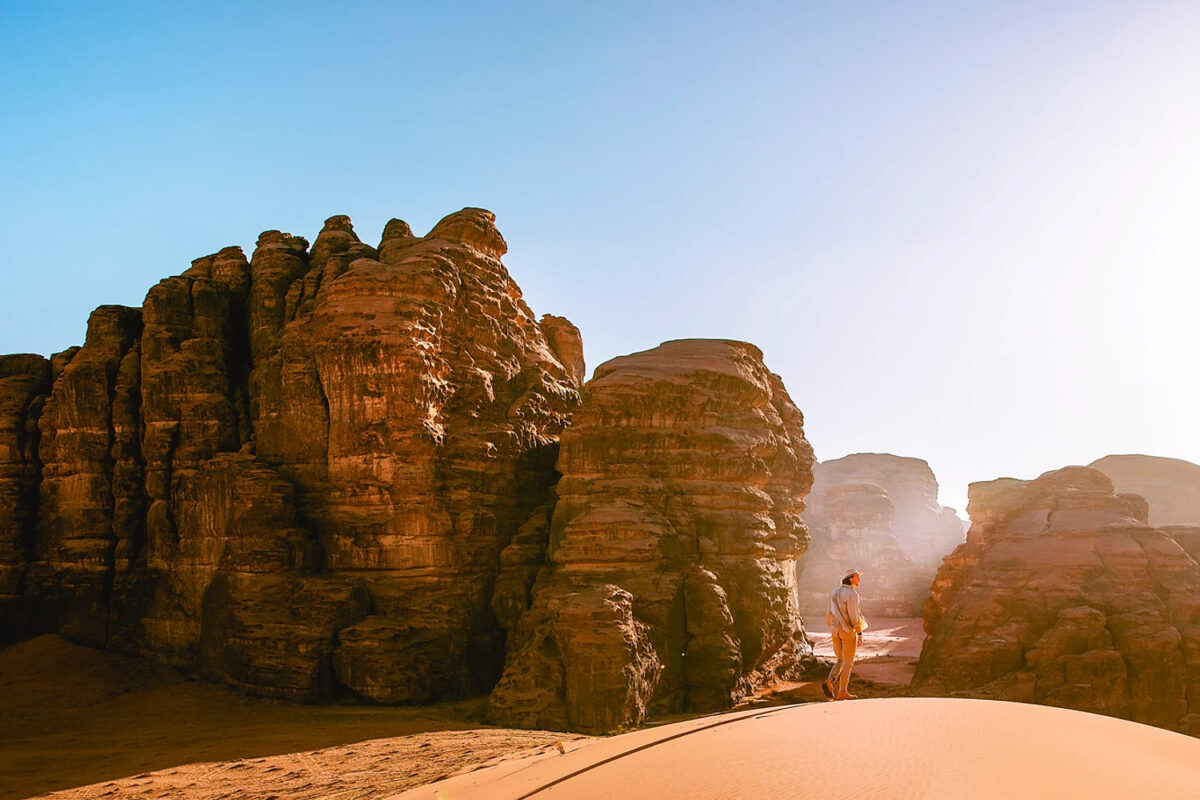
[0,636,588,800]
[808,615,924,687]
[398,699,1200,800]
[2,620,924,800]
[745,617,925,707]
[28,730,590,800]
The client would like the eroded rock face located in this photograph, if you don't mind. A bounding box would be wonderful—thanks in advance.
[804,454,965,568]
[912,467,1200,734]
[31,306,143,647]
[267,209,580,702]
[488,339,817,732]
[537,315,585,387]
[1090,454,1200,528]
[0,354,51,637]
[797,454,963,620]
[796,482,928,618]
[6,209,582,704]
[138,248,253,661]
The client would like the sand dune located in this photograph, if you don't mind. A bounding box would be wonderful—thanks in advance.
[10,627,1199,800]
[395,699,1200,800]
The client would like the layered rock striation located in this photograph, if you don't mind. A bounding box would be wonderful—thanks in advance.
[3,208,582,703]
[912,467,1200,734]
[0,354,51,637]
[6,210,831,730]
[487,340,817,733]
[797,454,963,619]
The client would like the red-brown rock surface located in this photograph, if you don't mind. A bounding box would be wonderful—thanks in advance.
[537,315,585,387]
[1090,454,1200,527]
[487,339,817,732]
[912,466,1200,733]
[1165,525,1200,563]
[4,208,582,705]
[0,353,50,638]
[31,306,143,647]
[797,454,963,619]
[137,246,255,662]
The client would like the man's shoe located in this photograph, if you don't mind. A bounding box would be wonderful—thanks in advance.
[835,691,857,700]
[820,679,834,699]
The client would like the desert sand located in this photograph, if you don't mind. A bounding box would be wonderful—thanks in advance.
[396,698,1200,800]
[0,636,588,800]
[12,619,1195,800]
[2,621,918,799]
[808,616,924,688]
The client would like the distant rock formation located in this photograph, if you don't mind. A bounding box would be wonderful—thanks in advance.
[1090,454,1200,527]
[2,209,582,704]
[912,466,1200,734]
[797,454,963,619]
[487,340,817,733]
[805,454,965,567]
[1166,525,1200,563]
[797,482,929,618]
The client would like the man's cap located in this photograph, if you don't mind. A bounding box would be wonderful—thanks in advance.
[844,568,862,580]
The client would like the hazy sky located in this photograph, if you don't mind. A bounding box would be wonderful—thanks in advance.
[4,1,1200,514]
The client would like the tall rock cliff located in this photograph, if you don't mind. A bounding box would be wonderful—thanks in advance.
[31,306,143,648]
[3,208,583,704]
[487,339,817,733]
[797,454,963,619]
[0,354,51,637]
[911,467,1200,734]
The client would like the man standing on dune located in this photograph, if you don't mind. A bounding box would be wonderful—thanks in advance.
[823,568,865,701]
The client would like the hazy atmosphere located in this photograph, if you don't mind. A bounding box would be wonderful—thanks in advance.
[4,1,1200,511]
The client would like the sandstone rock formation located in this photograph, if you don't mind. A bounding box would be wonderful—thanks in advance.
[30,305,143,648]
[1165,525,1200,563]
[0,354,50,638]
[795,482,929,618]
[1090,454,1200,528]
[487,339,817,733]
[6,210,829,731]
[3,208,582,704]
[805,454,965,567]
[796,454,963,619]
[912,466,1200,734]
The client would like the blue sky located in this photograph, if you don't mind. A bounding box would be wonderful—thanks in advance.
[4,1,1200,512]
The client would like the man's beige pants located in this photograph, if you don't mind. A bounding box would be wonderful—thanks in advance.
[829,629,858,694]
